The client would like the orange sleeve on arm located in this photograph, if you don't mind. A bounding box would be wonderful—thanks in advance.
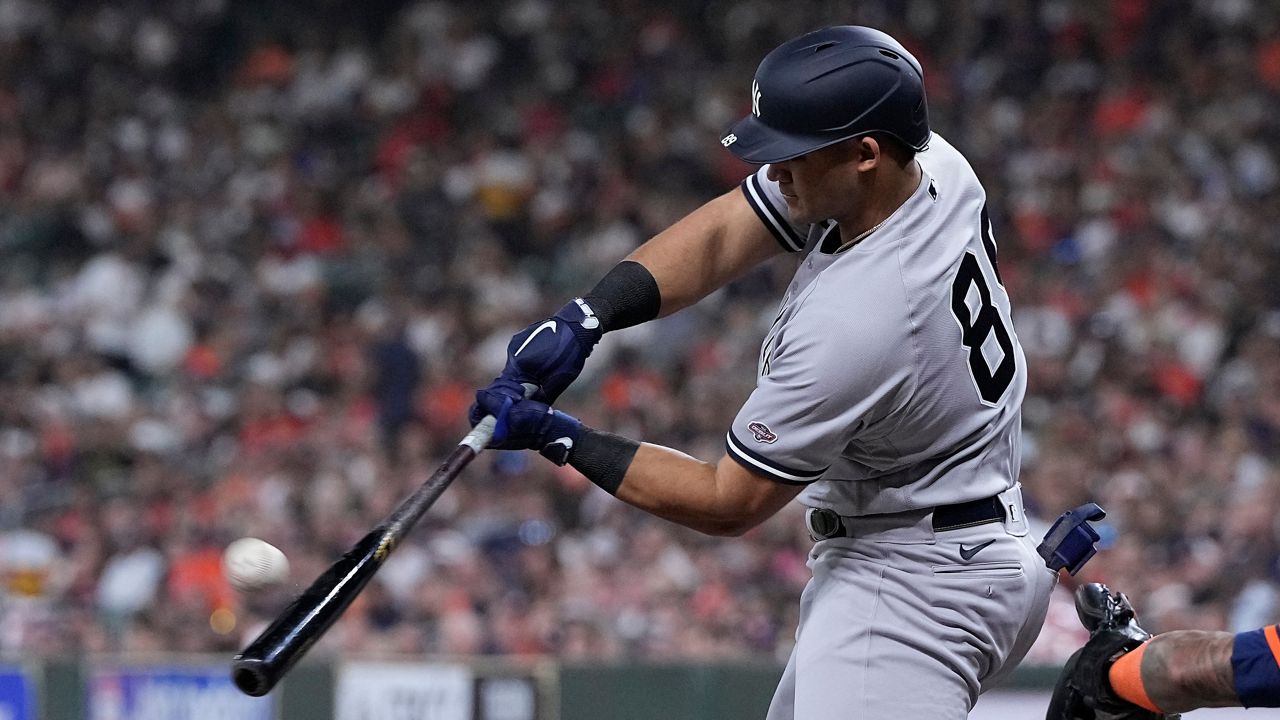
[1264,625,1280,666]
[1108,640,1164,713]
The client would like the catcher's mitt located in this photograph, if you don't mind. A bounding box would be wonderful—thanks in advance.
[1045,583,1180,720]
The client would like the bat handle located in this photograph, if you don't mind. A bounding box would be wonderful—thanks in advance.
[459,382,539,452]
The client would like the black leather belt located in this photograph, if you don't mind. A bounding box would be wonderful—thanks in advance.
[806,495,1006,540]
[932,495,1007,532]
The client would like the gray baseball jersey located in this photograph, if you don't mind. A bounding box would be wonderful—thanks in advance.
[726,133,1026,517]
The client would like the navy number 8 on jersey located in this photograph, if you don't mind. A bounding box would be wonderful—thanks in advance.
[950,206,1016,406]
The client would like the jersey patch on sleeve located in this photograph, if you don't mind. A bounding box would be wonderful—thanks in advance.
[746,421,778,443]
[726,430,825,484]
[741,173,805,252]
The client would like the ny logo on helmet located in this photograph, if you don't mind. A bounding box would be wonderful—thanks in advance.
[751,79,762,117]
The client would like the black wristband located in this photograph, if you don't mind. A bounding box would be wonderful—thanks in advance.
[568,427,640,495]
[582,260,661,332]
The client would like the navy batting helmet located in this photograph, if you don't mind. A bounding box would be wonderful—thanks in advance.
[720,26,930,164]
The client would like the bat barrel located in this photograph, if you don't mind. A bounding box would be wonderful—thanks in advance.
[232,657,272,697]
[229,530,383,695]
[229,431,493,696]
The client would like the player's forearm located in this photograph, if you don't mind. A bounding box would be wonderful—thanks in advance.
[1141,631,1238,712]
[570,438,794,537]
[611,444,749,536]
[626,191,780,316]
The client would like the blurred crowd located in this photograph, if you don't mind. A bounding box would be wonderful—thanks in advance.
[0,0,1278,667]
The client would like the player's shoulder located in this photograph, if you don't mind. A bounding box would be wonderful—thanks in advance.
[918,131,963,162]
[917,132,981,189]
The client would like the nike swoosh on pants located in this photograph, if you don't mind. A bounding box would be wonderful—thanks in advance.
[959,539,996,561]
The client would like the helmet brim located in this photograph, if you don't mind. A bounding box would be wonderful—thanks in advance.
[721,114,851,165]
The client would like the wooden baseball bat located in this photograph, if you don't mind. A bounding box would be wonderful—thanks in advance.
[230,414,499,697]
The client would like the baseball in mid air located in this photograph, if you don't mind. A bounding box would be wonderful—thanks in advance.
[222,538,290,592]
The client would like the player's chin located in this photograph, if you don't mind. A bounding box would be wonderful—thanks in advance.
[781,194,812,222]
[790,206,820,225]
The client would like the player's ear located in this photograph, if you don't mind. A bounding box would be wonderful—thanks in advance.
[855,136,881,171]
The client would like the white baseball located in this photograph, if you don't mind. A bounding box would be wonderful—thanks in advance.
[222,538,290,592]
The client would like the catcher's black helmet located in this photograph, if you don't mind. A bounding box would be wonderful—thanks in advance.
[721,26,930,164]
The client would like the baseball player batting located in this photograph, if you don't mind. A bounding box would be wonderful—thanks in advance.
[469,25,1055,718]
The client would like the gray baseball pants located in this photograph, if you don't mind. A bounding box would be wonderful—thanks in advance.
[766,485,1056,719]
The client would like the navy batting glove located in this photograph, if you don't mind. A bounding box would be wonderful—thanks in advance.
[500,299,602,404]
[470,378,582,465]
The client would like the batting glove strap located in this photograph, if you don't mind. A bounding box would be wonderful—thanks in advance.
[501,300,603,405]
[567,428,640,495]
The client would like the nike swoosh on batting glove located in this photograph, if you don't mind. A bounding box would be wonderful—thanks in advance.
[500,298,603,404]
[471,378,582,465]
